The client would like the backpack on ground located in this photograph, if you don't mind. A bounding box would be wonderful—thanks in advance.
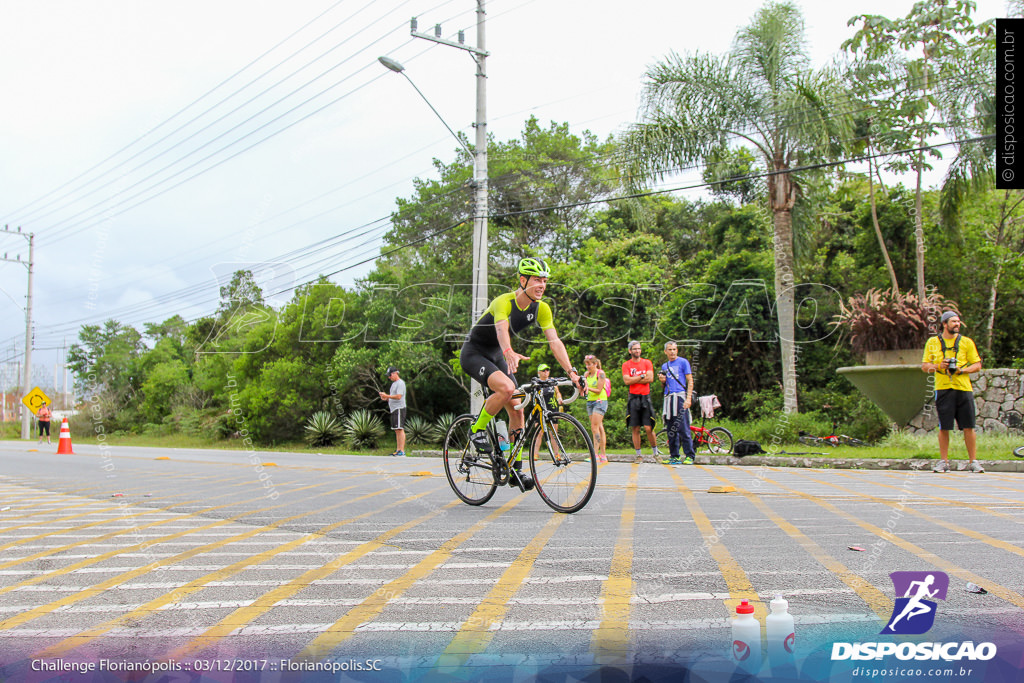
[732,440,766,457]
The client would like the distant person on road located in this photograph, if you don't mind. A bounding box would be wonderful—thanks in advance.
[622,340,658,463]
[378,367,407,457]
[659,341,695,465]
[921,311,983,473]
[37,401,52,445]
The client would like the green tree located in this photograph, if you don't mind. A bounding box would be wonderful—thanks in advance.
[844,0,993,302]
[621,1,852,413]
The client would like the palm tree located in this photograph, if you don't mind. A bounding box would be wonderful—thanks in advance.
[621,1,851,413]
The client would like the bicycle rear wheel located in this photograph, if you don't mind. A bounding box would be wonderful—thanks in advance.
[798,435,823,447]
[705,427,733,454]
[1014,446,1024,458]
[841,435,869,447]
[529,413,596,513]
[443,414,497,506]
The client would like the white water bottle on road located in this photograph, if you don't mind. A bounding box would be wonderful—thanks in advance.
[766,593,795,669]
[731,599,761,673]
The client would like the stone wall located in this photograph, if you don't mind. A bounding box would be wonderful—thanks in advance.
[906,369,1024,434]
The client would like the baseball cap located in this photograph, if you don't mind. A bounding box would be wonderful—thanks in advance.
[537,363,550,371]
[386,366,399,375]
[940,311,960,325]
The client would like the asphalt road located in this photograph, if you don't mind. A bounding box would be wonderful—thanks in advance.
[0,440,1022,682]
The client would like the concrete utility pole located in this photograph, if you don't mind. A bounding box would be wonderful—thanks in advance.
[0,226,34,439]
[408,2,490,412]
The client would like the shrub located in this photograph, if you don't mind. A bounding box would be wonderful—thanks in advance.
[305,410,344,448]
[404,415,438,445]
[433,413,460,442]
[343,409,385,450]
[835,288,957,356]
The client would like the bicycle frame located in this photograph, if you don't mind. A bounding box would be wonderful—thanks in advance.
[482,380,575,484]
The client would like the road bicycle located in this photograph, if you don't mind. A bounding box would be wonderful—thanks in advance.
[798,420,869,448]
[442,377,597,514]
[655,401,734,455]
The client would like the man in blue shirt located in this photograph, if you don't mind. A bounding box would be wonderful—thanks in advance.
[658,341,695,465]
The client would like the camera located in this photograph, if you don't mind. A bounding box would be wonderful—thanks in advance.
[947,357,957,374]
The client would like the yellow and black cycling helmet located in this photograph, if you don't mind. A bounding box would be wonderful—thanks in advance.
[517,257,550,279]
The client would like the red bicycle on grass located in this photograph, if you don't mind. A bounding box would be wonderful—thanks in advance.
[655,394,734,455]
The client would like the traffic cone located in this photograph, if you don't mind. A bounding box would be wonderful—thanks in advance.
[56,417,74,454]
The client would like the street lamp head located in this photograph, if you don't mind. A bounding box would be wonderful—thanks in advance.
[378,56,406,73]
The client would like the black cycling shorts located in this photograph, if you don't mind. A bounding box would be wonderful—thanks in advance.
[460,342,517,387]
[935,389,976,431]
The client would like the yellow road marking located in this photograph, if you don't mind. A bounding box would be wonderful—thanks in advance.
[830,469,1024,520]
[0,480,329,603]
[787,469,1024,563]
[590,465,639,663]
[295,496,530,661]
[0,474,253,552]
[35,485,441,658]
[668,466,767,625]
[700,468,892,620]
[0,480,362,632]
[733,467,1024,611]
[436,511,567,668]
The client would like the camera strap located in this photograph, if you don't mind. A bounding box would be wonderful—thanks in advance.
[937,334,961,376]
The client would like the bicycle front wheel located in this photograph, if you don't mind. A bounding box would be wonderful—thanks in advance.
[443,414,497,506]
[1014,446,1024,458]
[529,412,597,513]
[705,427,733,454]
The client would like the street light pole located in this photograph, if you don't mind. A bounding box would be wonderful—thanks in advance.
[0,226,34,439]
[391,2,490,412]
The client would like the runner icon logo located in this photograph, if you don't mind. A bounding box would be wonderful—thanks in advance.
[882,571,949,635]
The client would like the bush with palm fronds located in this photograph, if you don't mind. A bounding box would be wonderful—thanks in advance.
[304,410,343,448]
[404,415,438,445]
[342,409,386,450]
[433,413,460,443]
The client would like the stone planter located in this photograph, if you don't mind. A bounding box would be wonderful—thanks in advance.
[837,348,930,426]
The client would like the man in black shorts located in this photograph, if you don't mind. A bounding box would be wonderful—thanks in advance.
[460,258,583,491]
[622,340,659,463]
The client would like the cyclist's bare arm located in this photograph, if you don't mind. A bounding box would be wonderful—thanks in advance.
[543,328,581,385]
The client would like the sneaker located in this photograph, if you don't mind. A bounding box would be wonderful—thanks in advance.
[932,460,950,473]
[968,460,985,473]
[683,455,695,465]
[634,454,644,464]
[667,457,682,465]
[469,429,492,455]
[392,450,406,457]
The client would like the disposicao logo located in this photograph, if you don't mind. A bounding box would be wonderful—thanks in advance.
[831,570,997,663]
[883,570,949,635]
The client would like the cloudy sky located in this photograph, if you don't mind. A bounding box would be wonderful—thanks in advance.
[0,0,1006,390]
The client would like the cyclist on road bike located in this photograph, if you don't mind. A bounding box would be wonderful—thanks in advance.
[459,257,584,491]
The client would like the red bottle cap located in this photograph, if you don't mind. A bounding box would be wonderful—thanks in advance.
[736,599,755,614]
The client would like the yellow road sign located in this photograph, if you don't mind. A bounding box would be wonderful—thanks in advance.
[21,387,51,413]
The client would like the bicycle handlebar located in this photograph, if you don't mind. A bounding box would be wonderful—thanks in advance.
[512,377,581,411]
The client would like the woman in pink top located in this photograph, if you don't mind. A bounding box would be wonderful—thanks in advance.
[37,401,52,445]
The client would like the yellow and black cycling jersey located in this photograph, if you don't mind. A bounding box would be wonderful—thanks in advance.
[466,291,554,350]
